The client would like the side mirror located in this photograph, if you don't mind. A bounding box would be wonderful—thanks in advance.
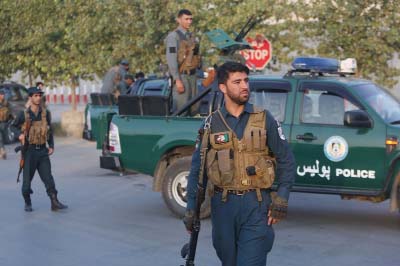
[344,110,372,128]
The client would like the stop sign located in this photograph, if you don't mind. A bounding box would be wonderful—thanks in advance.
[240,34,272,70]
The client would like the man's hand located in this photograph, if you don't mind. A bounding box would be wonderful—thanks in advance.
[175,79,185,94]
[48,147,54,155]
[183,210,195,233]
[267,210,280,226]
[268,192,288,226]
[19,134,25,145]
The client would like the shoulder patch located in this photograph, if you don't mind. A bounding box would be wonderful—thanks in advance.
[169,47,176,53]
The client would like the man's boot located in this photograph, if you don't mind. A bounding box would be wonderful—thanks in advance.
[50,193,68,211]
[0,148,6,160]
[24,195,33,212]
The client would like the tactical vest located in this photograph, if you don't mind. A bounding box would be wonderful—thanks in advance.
[0,100,10,122]
[24,109,49,145]
[176,29,201,74]
[205,107,275,201]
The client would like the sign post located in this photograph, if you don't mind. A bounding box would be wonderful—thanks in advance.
[240,34,272,71]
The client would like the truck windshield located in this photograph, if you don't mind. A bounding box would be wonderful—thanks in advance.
[352,83,400,124]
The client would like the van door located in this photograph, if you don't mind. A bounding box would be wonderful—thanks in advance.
[290,81,386,192]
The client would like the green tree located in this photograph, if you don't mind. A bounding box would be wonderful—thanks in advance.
[301,0,400,88]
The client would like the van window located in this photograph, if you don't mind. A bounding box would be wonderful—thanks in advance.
[249,90,287,122]
[301,90,359,125]
[352,83,400,124]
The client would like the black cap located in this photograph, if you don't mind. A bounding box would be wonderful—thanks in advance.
[28,87,44,96]
[124,74,134,80]
[120,59,129,66]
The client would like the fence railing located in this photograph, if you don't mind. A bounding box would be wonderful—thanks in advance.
[45,85,100,105]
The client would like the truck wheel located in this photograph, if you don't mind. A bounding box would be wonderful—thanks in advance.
[390,173,400,212]
[162,156,211,219]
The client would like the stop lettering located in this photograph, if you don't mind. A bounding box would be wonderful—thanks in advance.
[239,34,272,71]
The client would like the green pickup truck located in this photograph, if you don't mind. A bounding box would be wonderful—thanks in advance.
[99,57,400,218]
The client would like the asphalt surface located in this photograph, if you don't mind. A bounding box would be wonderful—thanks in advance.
[0,136,399,266]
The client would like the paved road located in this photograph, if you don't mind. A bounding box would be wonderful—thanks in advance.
[0,137,399,266]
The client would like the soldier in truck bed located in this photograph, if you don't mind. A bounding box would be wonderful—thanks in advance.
[165,9,201,114]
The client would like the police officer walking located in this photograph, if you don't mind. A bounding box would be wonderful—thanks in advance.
[0,89,11,159]
[15,87,68,212]
[165,9,201,114]
[184,62,296,266]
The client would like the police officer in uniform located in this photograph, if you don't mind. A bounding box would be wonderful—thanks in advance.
[15,87,68,212]
[0,89,11,159]
[165,9,201,114]
[25,81,47,108]
[100,59,130,95]
[184,62,296,266]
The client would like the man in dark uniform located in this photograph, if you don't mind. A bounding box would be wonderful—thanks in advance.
[15,87,68,212]
[165,9,201,114]
[25,81,46,108]
[123,74,135,95]
[0,88,11,159]
[184,62,296,266]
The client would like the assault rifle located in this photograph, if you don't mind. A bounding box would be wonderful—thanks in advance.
[180,123,210,266]
[15,118,31,183]
[180,181,205,266]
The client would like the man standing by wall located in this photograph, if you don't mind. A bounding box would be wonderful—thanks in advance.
[165,9,201,114]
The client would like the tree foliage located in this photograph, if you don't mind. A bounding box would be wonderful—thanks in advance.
[0,0,399,90]
[300,0,400,87]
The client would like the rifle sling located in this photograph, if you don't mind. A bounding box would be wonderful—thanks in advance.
[198,128,210,187]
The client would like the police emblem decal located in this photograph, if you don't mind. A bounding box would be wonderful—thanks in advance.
[324,136,348,162]
[214,133,229,144]
[277,121,286,140]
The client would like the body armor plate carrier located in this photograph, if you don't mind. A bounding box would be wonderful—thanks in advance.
[205,107,275,202]
[23,109,49,145]
[0,100,10,122]
[176,29,201,74]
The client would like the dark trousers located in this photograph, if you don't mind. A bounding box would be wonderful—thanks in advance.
[211,190,274,266]
[0,122,5,148]
[21,146,57,198]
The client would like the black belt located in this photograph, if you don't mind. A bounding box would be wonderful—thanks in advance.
[180,68,196,75]
[28,144,47,149]
[214,186,270,196]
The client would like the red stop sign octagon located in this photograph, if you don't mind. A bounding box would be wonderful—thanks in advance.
[240,35,272,70]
